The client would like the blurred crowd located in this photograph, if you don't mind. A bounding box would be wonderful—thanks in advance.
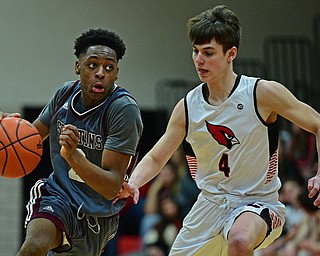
[104,121,320,256]
[257,122,320,256]
[103,146,199,256]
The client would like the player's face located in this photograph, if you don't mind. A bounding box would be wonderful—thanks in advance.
[75,45,119,107]
[192,39,231,84]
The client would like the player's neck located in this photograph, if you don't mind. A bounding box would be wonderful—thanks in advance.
[206,73,237,106]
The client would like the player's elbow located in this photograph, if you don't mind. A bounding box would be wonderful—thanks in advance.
[99,187,120,201]
[102,178,123,200]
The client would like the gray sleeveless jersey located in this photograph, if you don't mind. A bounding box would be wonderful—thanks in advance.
[39,80,143,216]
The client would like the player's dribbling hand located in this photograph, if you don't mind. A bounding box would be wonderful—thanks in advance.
[113,181,140,204]
[0,111,21,121]
[308,174,320,208]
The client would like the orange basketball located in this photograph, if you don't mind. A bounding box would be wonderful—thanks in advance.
[0,117,43,178]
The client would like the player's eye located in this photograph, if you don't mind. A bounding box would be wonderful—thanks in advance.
[204,51,214,57]
[105,64,114,71]
[106,64,113,71]
[88,63,97,69]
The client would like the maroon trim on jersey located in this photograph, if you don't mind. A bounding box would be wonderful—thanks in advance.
[25,179,73,252]
[182,140,197,180]
[125,139,141,179]
[52,80,80,117]
[30,212,71,249]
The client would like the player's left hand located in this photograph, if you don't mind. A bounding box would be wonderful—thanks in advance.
[113,181,140,204]
[0,111,21,121]
[59,124,80,159]
[307,174,320,207]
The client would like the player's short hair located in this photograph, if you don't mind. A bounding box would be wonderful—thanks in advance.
[74,28,126,60]
[187,5,241,53]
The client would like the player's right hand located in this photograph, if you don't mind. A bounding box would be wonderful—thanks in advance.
[59,124,80,159]
[308,174,320,208]
[113,181,140,204]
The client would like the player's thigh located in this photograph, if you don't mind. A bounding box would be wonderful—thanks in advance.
[228,211,267,248]
[25,218,63,249]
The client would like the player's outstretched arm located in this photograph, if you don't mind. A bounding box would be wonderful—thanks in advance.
[257,80,320,207]
[115,99,186,204]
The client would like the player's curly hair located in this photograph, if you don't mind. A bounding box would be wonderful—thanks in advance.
[74,28,126,60]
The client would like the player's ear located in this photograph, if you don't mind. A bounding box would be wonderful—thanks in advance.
[115,67,119,80]
[75,61,80,75]
[227,46,237,63]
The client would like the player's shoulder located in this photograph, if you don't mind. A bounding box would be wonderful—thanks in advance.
[170,98,186,125]
[185,82,204,104]
[109,86,139,108]
[55,80,79,96]
[257,79,282,88]
[256,79,284,95]
[106,88,142,122]
[256,79,290,108]
[45,80,78,105]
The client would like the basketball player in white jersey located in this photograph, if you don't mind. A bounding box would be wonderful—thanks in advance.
[115,5,320,256]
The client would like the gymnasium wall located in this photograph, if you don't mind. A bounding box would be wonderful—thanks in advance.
[0,0,319,113]
[0,1,319,255]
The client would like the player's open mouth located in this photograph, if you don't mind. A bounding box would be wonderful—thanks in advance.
[92,83,105,93]
[198,69,208,76]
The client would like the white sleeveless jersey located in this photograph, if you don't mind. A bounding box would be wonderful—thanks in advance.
[184,75,281,196]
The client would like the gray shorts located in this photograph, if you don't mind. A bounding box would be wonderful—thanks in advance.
[24,179,119,256]
[170,191,286,255]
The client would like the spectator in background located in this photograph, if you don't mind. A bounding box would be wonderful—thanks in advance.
[279,177,307,235]
[140,161,179,238]
[285,123,317,180]
[259,185,320,256]
[297,189,320,256]
[258,177,306,256]
[171,146,200,218]
[143,196,183,255]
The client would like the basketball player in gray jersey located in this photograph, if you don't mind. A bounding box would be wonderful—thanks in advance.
[116,6,320,256]
[16,29,143,256]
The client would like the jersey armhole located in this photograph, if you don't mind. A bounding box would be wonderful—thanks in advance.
[183,95,189,138]
[253,79,278,128]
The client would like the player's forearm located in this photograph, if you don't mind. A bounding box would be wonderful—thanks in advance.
[130,154,163,189]
[65,149,122,200]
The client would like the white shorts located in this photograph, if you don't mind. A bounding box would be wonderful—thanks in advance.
[169,191,286,256]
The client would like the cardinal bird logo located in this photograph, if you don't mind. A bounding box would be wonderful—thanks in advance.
[205,121,240,149]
